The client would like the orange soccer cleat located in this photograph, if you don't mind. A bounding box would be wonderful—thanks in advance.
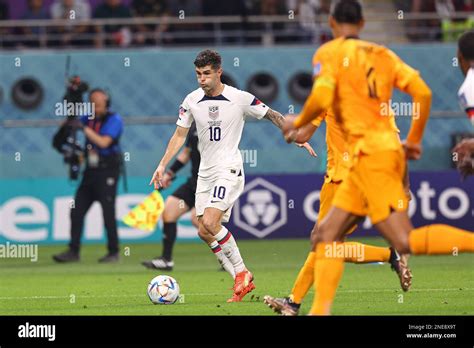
[227,270,255,303]
[227,282,255,303]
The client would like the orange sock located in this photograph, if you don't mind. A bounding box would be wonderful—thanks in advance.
[342,242,391,263]
[289,251,315,304]
[309,242,345,315]
[410,224,474,255]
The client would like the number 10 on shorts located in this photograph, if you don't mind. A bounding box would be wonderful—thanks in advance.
[213,186,226,199]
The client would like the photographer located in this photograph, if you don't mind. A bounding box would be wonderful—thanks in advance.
[53,89,124,263]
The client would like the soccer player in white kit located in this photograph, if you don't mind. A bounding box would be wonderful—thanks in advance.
[150,50,316,302]
[453,30,474,177]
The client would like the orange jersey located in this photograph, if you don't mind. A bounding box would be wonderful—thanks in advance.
[312,37,418,155]
[312,108,399,184]
[312,111,350,183]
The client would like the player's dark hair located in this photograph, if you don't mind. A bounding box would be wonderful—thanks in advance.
[331,0,363,24]
[458,30,474,61]
[194,49,222,71]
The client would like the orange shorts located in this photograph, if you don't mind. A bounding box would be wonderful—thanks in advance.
[318,179,356,235]
[332,149,408,225]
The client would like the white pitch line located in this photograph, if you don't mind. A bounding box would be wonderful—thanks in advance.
[0,288,472,300]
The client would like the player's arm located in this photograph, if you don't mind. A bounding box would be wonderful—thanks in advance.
[264,108,317,157]
[169,122,194,172]
[452,138,474,178]
[284,47,335,136]
[282,73,335,140]
[264,108,319,141]
[293,82,334,130]
[175,146,191,164]
[392,53,432,160]
[295,122,319,143]
[402,75,432,160]
[149,126,190,189]
[263,108,285,129]
[280,114,321,144]
[160,146,191,189]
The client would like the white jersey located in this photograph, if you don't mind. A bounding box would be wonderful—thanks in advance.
[176,84,268,179]
[458,67,474,123]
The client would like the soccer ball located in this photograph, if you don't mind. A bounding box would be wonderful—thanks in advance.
[147,275,180,305]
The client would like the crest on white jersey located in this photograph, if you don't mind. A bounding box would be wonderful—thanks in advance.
[208,105,219,120]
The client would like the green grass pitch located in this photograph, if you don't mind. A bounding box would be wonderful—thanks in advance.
[1,237,473,315]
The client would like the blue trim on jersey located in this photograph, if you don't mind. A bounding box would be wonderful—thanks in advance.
[197,94,230,103]
[250,97,262,106]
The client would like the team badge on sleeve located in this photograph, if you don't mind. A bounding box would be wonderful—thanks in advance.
[458,93,467,110]
[313,62,322,77]
[178,105,186,120]
[251,97,262,106]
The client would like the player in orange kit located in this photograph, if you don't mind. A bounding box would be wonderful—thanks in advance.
[264,108,473,315]
[279,0,473,315]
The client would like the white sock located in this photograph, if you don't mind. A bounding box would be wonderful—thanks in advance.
[209,241,235,279]
[215,226,246,274]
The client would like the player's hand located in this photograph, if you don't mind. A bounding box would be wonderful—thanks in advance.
[458,157,474,179]
[452,138,474,163]
[402,140,422,160]
[161,171,174,189]
[452,138,474,179]
[149,164,165,190]
[402,166,412,201]
[295,142,317,157]
[282,117,297,143]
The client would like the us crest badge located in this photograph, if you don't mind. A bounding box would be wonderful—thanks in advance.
[208,105,219,120]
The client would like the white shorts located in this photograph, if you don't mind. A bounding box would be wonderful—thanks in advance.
[195,170,244,223]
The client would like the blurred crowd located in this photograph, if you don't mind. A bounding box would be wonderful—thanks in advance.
[0,0,332,48]
[396,0,474,41]
[0,0,472,49]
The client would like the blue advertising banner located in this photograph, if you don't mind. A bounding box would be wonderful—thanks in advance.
[0,171,472,244]
[227,172,474,239]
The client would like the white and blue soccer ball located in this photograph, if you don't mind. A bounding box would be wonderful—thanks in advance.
[147,275,180,305]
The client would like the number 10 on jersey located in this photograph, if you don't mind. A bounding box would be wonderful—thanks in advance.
[209,126,221,141]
